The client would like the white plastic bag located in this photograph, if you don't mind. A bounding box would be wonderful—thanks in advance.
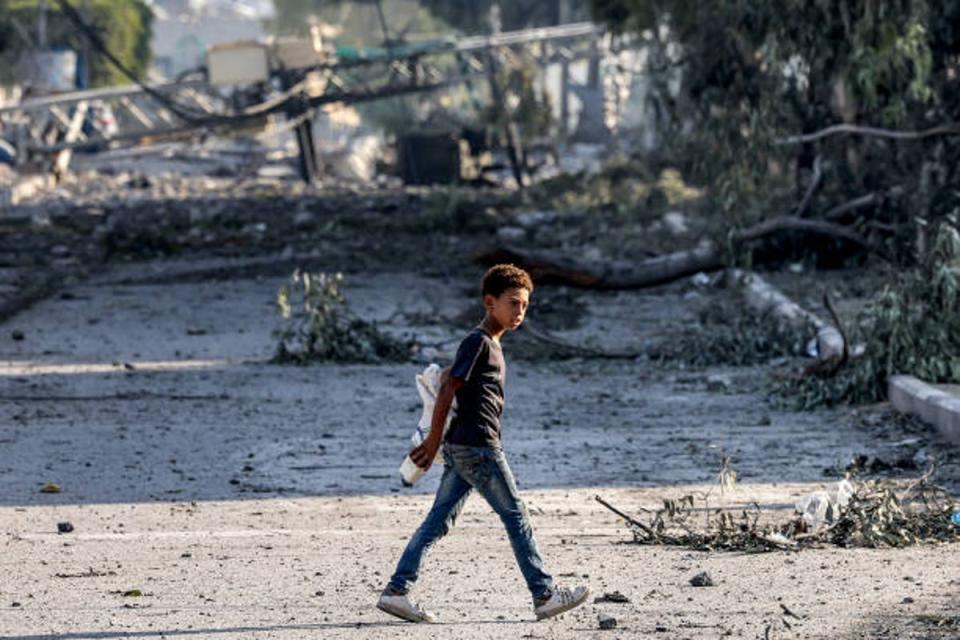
[398,364,457,486]
[795,479,854,529]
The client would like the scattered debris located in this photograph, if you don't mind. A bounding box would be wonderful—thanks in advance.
[917,614,960,630]
[795,480,853,529]
[689,572,715,587]
[598,613,618,630]
[597,467,958,552]
[121,589,143,597]
[55,568,116,579]
[844,454,919,475]
[594,591,630,604]
[56,522,74,534]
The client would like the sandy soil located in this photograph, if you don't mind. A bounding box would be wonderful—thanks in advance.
[0,253,957,639]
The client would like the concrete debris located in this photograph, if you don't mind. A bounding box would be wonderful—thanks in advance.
[594,591,630,603]
[598,613,618,629]
[689,571,715,587]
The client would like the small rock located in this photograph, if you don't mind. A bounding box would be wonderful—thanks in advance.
[901,597,914,604]
[594,591,630,604]
[598,613,618,630]
[39,483,62,494]
[689,571,715,587]
[57,522,74,534]
[11,330,24,341]
[126,174,152,189]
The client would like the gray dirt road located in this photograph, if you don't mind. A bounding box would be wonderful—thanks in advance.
[1,254,957,639]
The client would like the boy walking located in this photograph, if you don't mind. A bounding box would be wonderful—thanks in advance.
[377,264,589,622]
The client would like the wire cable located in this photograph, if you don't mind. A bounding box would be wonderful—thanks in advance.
[51,0,304,125]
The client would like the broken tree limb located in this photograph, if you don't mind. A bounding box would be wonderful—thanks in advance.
[794,156,823,217]
[478,243,722,289]
[775,122,960,145]
[726,269,845,361]
[478,215,881,290]
[594,495,657,538]
[734,216,874,249]
[821,186,904,221]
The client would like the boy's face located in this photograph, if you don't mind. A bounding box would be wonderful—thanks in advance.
[485,287,530,331]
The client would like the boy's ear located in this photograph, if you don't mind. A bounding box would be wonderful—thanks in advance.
[482,293,497,311]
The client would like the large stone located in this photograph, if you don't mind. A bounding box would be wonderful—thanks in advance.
[888,375,960,445]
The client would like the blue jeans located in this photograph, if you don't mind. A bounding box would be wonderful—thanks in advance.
[388,443,554,600]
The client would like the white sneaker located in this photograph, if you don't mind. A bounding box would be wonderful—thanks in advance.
[377,589,437,623]
[534,585,590,621]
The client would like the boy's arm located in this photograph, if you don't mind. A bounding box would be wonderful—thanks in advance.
[410,375,462,470]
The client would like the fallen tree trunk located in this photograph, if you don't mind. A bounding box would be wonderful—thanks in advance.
[478,243,722,290]
[478,215,877,291]
[726,269,845,361]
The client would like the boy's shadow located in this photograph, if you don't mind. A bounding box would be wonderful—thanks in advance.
[5,618,527,640]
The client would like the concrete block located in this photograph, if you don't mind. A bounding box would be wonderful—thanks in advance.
[888,375,960,446]
[931,396,960,445]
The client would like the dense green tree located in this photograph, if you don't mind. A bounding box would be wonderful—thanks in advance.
[590,1,960,401]
[269,0,590,38]
[0,0,153,88]
[590,1,959,243]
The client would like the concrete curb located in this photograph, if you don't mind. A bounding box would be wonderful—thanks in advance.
[888,375,960,445]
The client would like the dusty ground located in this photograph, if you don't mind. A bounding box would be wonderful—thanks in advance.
[1,222,958,638]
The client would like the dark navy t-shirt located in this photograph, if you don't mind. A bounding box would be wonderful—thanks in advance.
[444,328,505,448]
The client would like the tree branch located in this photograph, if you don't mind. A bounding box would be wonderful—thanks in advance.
[776,123,960,145]
[794,156,823,217]
[733,215,874,249]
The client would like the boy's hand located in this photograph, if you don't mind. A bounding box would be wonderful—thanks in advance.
[410,441,439,470]
[412,373,461,471]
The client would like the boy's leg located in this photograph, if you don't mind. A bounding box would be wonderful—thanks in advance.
[386,462,473,594]
[458,448,554,601]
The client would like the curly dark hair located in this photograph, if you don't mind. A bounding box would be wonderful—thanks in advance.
[481,264,534,297]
